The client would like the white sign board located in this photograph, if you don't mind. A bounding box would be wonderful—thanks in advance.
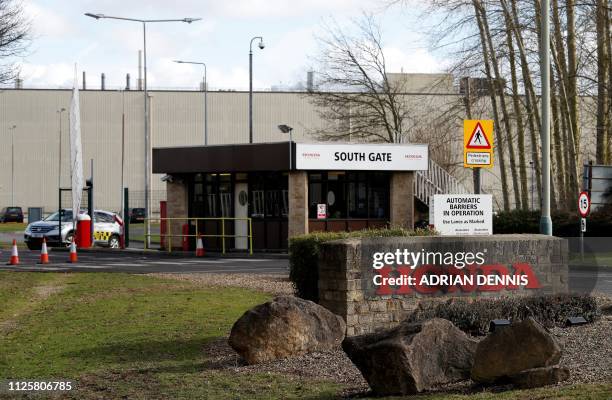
[432,194,493,236]
[317,204,327,219]
[295,143,428,171]
[580,217,586,232]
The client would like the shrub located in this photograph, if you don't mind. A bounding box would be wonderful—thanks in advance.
[405,294,601,336]
[288,228,435,302]
[492,209,612,237]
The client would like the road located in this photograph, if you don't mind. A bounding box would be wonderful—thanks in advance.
[0,249,288,274]
[1,248,610,295]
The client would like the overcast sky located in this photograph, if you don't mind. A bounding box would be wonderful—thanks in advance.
[17,0,445,90]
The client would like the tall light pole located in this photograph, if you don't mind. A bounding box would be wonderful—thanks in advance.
[249,36,264,143]
[278,124,293,170]
[9,125,16,205]
[539,0,552,235]
[174,60,208,145]
[85,13,201,247]
[57,108,66,214]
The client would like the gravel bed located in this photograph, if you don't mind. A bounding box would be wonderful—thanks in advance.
[200,319,611,396]
[148,272,295,296]
[551,317,612,384]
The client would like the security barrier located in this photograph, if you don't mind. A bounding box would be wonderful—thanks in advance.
[143,217,253,255]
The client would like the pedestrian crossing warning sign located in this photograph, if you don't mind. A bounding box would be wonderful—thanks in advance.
[464,120,494,168]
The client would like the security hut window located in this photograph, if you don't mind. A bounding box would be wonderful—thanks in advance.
[308,172,389,219]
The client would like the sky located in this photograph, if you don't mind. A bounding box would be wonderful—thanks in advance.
[17,0,446,91]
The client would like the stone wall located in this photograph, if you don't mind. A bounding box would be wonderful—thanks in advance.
[166,179,188,249]
[318,235,568,336]
[389,172,414,229]
[288,171,308,237]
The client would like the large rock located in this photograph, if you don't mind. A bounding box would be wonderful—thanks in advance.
[228,296,345,364]
[342,318,478,395]
[471,317,561,383]
[509,366,570,389]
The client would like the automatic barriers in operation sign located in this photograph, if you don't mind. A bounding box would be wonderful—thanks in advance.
[431,194,493,236]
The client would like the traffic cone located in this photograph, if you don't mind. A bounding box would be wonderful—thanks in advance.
[68,240,78,263]
[7,239,19,265]
[39,238,50,264]
[195,234,205,257]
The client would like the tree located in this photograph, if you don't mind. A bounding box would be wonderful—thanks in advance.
[308,15,414,144]
[0,0,29,83]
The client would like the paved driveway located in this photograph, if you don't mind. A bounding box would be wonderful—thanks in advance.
[0,249,288,274]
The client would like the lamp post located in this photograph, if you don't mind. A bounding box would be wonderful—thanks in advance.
[85,13,201,247]
[249,36,265,143]
[277,124,293,170]
[539,0,552,235]
[57,108,66,220]
[57,108,66,189]
[174,60,208,145]
[9,125,16,205]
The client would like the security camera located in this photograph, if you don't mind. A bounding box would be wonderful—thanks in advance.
[258,41,265,50]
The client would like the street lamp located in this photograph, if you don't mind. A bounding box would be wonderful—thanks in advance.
[9,125,16,206]
[278,124,293,170]
[249,36,265,143]
[57,108,66,189]
[539,0,552,235]
[85,13,201,247]
[174,60,208,145]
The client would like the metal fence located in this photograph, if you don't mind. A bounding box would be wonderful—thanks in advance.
[144,217,253,255]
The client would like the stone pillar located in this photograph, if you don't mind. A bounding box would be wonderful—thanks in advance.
[166,179,188,250]
[390,171,414,229]
[288,171,308,238]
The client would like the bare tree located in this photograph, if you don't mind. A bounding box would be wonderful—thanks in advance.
[308,15,414,143]
[0,0,29,83]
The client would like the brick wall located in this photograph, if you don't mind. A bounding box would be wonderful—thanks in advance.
[318,235,568,336]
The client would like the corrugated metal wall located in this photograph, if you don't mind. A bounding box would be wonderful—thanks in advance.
[0,88,598,214]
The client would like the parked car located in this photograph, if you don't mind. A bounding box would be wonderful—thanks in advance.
[24,209,123,250]
[129,207,146,223]
[0,207,24,223]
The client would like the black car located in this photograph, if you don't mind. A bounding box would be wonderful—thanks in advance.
[0,207,24,223]
[129,208,146,223]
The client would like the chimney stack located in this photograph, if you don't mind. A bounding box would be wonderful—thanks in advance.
[138,50,143,90]
[82,71,87,90]
[306,71,314,92]
[126,73,131,90]
[101,73,106,90]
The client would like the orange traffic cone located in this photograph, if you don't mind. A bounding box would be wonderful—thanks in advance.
[195,234,205,257]
[39,238,50,264]
[7,239,19,265]
[68,240,78,263]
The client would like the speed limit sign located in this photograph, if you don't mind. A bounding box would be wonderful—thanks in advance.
[578,191,590,218]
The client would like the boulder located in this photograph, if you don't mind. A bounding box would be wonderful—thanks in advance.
[509,366,570,389]
[342,318,478,395]
[228,296,345,364]
[471,317,562,383]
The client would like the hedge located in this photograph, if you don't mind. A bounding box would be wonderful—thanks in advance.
[493,209,612,237]
[288,228,435,302]
[405,294,600,336]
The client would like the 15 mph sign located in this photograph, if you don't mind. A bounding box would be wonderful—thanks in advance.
[578,191,590,217]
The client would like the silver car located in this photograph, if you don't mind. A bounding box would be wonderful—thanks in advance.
[24,209,123,250]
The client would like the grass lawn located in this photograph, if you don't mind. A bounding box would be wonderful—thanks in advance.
[0,223,26,233]
[570,252,612,267]
[0,272,609,399]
